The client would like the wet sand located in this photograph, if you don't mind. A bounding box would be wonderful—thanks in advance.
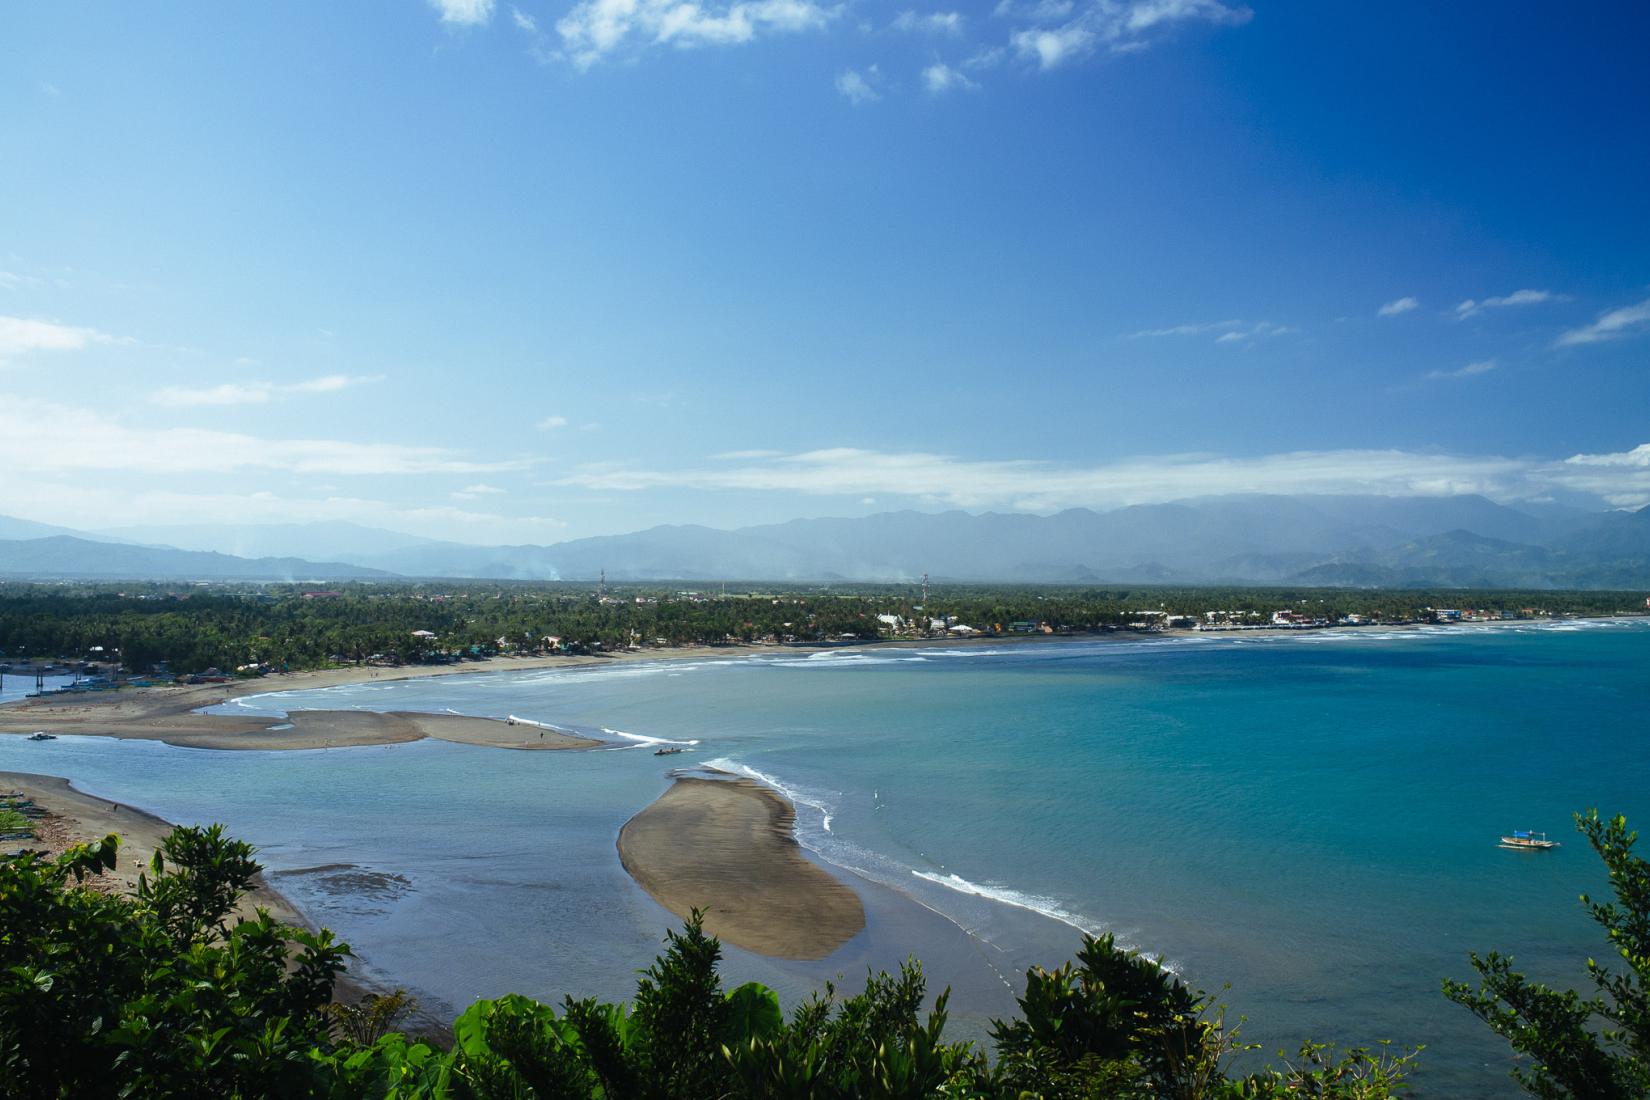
[618,775,866,960]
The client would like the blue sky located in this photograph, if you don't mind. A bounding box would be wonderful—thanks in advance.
[2,1,1647,543]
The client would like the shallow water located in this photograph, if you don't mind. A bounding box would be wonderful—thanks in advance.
[4,620,1647,1096]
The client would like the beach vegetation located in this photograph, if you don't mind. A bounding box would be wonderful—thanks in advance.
[0,826,348,1098]
[1445,810,1650,1099]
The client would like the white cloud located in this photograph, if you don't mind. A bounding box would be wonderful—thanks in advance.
[0,315,117,359]
[0,394,525,477]
[1555,295,1650,347]
[1454,288,1561,319]
[148,374,382,407]
[430,0,496,26]
[536,414,570,430]
[1128,318,1293,343]
[0,272,44,290]
[1549,444,1650,508]
[1011,23,1094,68]
[511,5,538,30]
[1010,0,1249,70]
[892,9,963,33]
[835,66,881,105]
[1424,359,1497,381]
[923,61,977,93]
[556,0,836,69]
[1377,296,1419,317]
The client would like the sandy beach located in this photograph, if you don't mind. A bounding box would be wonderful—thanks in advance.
[618,775,866,960]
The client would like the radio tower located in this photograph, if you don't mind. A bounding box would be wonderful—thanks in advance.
[598,569,606,599]
[921,572,929,605]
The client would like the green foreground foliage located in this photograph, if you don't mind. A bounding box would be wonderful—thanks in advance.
[5,809,1647,1097]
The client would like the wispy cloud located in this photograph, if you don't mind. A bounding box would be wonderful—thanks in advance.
[923,61,977,93]
[511,5,538,31]
[0,272,44,291]
[5,483,567,545]
[1454,288,1562,319]
[429,0,496,26]
[1424,359,1497,381]
[0,395,525,477]
[1555,294,1650,347]
[892,9,963,34]
[536,414,570,430]
[835,66,882,104]
[558,443,1650,510]
[1127,318,1292,343]
[0,315,119,360]
[148,374,383,407]
[1009,0,1250,70]
[556,0,837,69]
[1377,296,1419,317]
[451,482,508,499]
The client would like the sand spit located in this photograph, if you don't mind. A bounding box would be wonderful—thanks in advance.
[618,775,866,961]
[0,669,607,752]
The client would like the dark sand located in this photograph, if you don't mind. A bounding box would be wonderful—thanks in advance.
[618,775,866,960]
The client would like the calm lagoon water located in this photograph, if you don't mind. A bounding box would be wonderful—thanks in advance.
[3,619,1647,1096]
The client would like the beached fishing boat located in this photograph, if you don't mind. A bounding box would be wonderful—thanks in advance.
[1499,830,1559,850]
[654,746,684,756]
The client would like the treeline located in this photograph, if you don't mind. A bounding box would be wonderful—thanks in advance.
[6,812,1649,1097]
[0,581,1643,674]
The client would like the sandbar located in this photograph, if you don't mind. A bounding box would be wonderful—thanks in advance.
[0,646,791,751]
[618,775,865,960]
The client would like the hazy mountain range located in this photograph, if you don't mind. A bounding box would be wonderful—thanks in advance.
[1,494,1648,588]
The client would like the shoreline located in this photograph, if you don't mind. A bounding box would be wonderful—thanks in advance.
[4,616,1635,752]
[617,774,867,960]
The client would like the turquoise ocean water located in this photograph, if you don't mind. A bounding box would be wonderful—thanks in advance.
[2,619,1647,1096]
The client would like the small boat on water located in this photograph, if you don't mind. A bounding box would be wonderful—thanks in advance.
[26,732,57,742]
[1499,830,1559,851]
[654,746,685,756]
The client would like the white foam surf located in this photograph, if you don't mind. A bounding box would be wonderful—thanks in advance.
[602,727,700,748]
[699,757,836,832]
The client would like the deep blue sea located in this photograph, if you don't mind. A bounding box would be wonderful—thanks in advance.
[3,619,1647,1096]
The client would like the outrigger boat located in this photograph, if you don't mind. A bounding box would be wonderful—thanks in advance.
[26,732,56,742]
[653,746,685,756]
[1499,830,1559,851]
